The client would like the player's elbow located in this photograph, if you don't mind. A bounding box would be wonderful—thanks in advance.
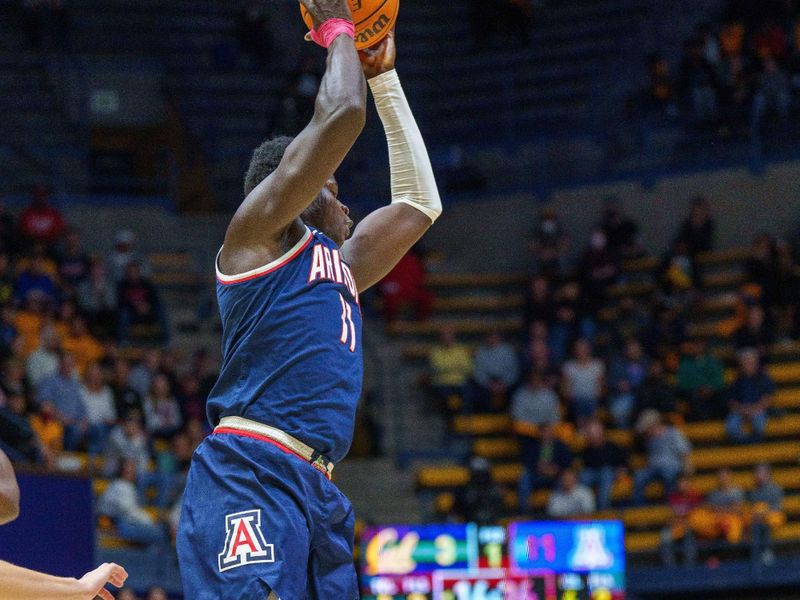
[327,96,367,135]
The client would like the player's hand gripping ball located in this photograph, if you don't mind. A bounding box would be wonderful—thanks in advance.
[300,0,400,50]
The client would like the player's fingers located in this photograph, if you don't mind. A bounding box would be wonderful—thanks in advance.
[97,587,114,600]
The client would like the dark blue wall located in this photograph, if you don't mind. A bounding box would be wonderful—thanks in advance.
[0,473,94,577]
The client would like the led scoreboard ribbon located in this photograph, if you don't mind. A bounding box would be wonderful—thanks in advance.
[360,521,625,600]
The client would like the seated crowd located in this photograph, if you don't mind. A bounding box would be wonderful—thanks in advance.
[0,189,217,553]
[426,195,796,561]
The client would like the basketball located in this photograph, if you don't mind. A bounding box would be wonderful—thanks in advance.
[300,0,399,50]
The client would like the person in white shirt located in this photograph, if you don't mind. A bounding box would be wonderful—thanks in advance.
[562,338,605,426]
[97,458,165,549]
[25,326,60,388]
[80,363,117,455]
[547,468,596,518]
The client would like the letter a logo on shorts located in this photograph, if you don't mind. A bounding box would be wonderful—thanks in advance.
[218,509,275,572]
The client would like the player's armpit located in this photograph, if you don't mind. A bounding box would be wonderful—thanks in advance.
[341,202,431,293]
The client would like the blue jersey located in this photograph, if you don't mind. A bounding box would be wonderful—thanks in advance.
[207,226,363,463]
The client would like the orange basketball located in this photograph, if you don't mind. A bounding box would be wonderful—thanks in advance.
[300,0,399,50]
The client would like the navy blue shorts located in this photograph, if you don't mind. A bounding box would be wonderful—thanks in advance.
[176,430,358,600]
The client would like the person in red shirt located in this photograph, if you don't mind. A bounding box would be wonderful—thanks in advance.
[17,185,65,247]
[378,246,433,324]
[661,473,703,566]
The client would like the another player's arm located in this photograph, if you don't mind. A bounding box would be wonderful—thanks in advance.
[0,561,127,600]
[342,32,442,292]
[222,0,367,265]
[0,449,19,525]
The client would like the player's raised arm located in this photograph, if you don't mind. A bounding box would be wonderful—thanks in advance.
[223,0,367,259]
[342,32,442,292]
[0,449,19,525]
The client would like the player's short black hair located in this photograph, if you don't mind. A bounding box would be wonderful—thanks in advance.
[243,136,294,196]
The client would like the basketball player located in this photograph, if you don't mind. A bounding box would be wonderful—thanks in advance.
[176,1,441,598]
[0,448,129,599]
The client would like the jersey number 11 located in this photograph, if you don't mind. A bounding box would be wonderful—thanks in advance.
[338,293,357,352]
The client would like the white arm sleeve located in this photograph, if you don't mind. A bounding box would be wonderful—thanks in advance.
[368,69,442,223]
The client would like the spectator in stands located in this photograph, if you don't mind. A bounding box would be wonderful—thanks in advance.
[472,330,519,412]
[679,36,720,125]
[643,52,678,117]
[677,337,726,420]
[0,358,29,403]
[103,412,151,479]
[675,196,715,259]
[561,338,605,425]
[660,239,696,295]
[695,22,721,66]
[453,457,506,525]
[57,227,90,292]
[608,338,649,428]
[14,292,46,357]
[235,0,273,67]
[16,185,64,248]
[511,371,560,435]
[108,230,150,285]
[749,463,785,564]
[25,325,60,388]
[275,56,323,134]
[529,208,568,277]
[790,21,800,98]
[609,296,653,352]
[522,338,559,389]
[632,409,692,505]
[77,256,117,338]
[688,468,746,545]
[1,393,41,463]
[97,458,166,550]
[600,197,642,258]
[523,276,554,331]
[578,229,620,318]
[518,422,573,513]
[754,44,790,113]
[546,468,595,518]
[176,373,206,424]
[154,431,194,509]
[637,359,679,419]
[79,363,116,455]
[129,349,160,399]
[145,586,169,600]
[579,420,628,511]
[116,262,168,345]
[36,351,88,451]
[716,20,753,128]
[428,327,473,414]
[143,373,182,440]
[726,348,775,442]
[660,473,703,566]
[774,240,800,338]
[549,281,584,365]
[378,247,432,324]
[646,301,688,360]
[14,253,58,307]
[746,233,779,309]
[61,316,104,376]
[191,347,218,399]
[29,400,63,466]
[111,358,143,420]
[734,304,773,358]
[118,588,138,600]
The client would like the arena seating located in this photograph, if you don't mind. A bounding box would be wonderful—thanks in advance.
[398,246,800,558]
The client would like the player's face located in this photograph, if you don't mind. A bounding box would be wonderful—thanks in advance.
[318,177,353,246]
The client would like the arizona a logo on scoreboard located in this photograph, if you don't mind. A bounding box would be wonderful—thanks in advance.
[218,509,275,572]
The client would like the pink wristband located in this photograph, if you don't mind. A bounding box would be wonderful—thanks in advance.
[310,18,355,48]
